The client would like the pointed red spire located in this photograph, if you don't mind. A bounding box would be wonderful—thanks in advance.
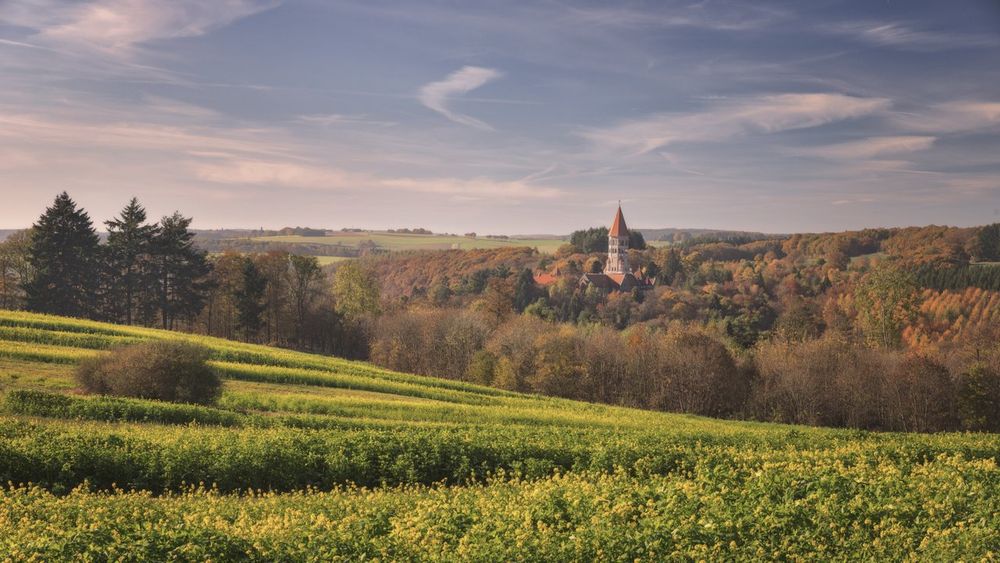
[609,204,628,237]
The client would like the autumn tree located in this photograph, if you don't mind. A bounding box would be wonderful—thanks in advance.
[0,229,32,310]
[854,263,918,348]
[254,251,290,343]
[287,255,323,343]
[479,277,514,326]
[885,355,956,432]
[333,261,380,319]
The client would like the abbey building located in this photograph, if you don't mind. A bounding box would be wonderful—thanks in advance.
[579,205,654,292]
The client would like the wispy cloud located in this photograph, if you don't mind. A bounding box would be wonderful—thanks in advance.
[566,3,787,32]
[892,101,1000,134]
[296,114,397,127]
[3,0,278,54]
[795,136,936,160]
[194,158,564,200]
[418,66,502,130]
[0,112,296,159]
[142,96,220,119]
[825,21,1000,52]
[582,93,891,155]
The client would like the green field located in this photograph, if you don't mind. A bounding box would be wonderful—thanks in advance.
[253,232,566,253]
[314,255,351,266]
[0,311,998,560]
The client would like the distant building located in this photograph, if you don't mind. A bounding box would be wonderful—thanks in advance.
[579,205,654,292]
[533,270,559,286]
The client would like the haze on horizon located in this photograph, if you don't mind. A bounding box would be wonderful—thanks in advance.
[1,0,999,235]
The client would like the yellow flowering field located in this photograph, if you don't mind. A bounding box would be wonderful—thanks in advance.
[0,310,998,560]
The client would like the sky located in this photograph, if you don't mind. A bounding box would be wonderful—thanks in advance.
[1,0,999,234]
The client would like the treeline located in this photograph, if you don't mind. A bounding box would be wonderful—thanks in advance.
[370,309,1000,432]
[0,193,374,357]
[196,251,371,357]
[569,226,645,253]
[0,193,209,328]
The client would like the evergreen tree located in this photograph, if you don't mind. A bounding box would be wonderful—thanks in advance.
[234,258,267,341]
[152,212,211,330]
[513,268,539,312]
[24,192,100,317]
[569,227,609,253]
[104,198,158,324]
[628,230,646,250]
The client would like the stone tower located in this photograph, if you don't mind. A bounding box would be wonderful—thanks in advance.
[605,205,629,274]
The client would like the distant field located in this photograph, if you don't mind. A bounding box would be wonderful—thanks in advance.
[850,251,888,265]
[315,255,350,265]
[0,310,997,559]
[253,232,566,253]
[645,239,673,248]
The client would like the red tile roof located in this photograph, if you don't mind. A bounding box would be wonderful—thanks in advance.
[609,205,628,237]
[533,272,558,286]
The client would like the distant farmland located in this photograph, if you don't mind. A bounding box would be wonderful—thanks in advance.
[253,232,566,254]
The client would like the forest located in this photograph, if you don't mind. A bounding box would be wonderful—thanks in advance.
[2,192,1000,432]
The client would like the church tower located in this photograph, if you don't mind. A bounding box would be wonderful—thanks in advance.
[605,204,630,274]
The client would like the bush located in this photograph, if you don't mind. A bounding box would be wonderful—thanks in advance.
[651,329,746,417]
[75,340,221,405]
[956,363,1000,432]
[885,355,957,432]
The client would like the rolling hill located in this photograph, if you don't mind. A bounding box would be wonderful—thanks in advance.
[0,310,998,560]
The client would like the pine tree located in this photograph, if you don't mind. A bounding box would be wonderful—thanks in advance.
[513,268,538,312]
[104,198,159,324]
[234,258,267,341]
[24,192,100,317]
[151,212,211,330]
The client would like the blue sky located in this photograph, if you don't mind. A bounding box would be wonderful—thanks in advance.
[1,0,999,234]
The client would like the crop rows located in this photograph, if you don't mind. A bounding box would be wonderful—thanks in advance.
[2,452,997,561]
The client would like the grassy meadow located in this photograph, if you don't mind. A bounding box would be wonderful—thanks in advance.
[0,310,998,560]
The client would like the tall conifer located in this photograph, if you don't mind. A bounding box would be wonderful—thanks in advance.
[152,212,211,329]
[24,192,100,317]
[104,197,158,324]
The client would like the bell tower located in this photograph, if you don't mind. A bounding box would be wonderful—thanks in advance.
[605,204,629,274]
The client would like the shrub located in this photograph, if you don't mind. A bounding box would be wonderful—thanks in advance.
[651,329,746,417]
[885,355,957,432]
[956,362,1000,431]
[75,340,221,405]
